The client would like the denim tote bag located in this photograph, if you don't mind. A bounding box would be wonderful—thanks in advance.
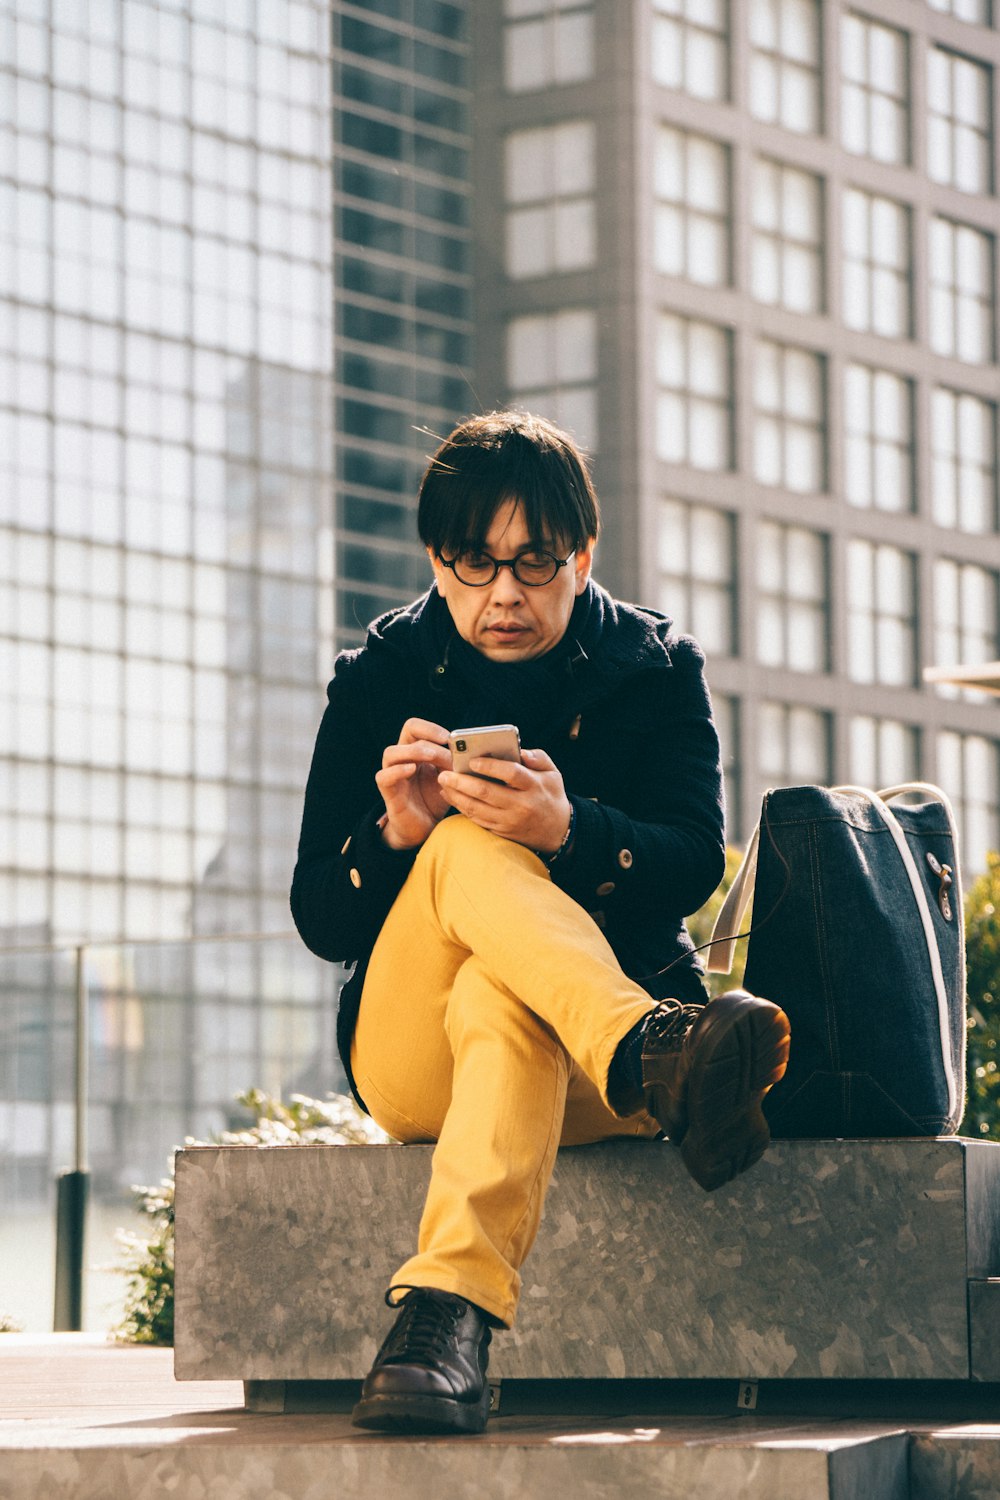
[708,784,966,1139]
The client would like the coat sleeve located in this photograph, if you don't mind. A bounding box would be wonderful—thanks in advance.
[550,635,726,925]
[290,651,417,965]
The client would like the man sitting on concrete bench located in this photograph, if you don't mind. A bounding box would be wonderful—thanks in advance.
[291,410,790,1436]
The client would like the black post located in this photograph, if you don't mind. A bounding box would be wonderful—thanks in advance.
[53,1168,89,1331]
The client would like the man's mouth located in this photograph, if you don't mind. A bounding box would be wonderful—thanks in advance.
[487,622,528,637]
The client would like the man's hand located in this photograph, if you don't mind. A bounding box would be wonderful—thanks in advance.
[437,747,572,855]
[375,718,453,850]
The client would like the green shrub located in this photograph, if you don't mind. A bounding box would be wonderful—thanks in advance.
[112,1089,387,1345]
[963,852,1000,1139]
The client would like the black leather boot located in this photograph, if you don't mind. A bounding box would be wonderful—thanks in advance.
[640,990,791,1192]
[352,1286,493,1434]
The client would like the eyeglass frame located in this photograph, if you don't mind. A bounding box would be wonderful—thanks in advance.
[438,548,577,588]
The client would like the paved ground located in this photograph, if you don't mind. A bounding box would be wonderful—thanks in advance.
[2,1336,999,1499]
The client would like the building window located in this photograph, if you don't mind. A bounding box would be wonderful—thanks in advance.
[751,158,823,314]
[748,0,821,135]
[928,48,993,195]
[843,364,914,513]
[504,120,595,279]
[506,308,598,449]
[758,701,832,792]
[929,217,995,365]
[937,731,1000,875]
[841,13,909,166]
[756,521,829,672]
[850,716,920,790]
[657,499,736,655]
[928,0,991,20]
[931,388,997,534]
[655,314,732,471]
[653,127,730,287]
[652,0,729,102]
[934,559,1000,700]
[846,539,917,687]
[753,340,825,494]
[503,0,594,93]
[842,189,911,339]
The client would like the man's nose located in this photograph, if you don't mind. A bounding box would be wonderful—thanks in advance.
[489,563,525,601]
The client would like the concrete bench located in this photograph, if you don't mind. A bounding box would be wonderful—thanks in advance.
[173,1137,1000,1411]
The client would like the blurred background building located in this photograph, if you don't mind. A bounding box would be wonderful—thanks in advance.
[2,0,1000,1327]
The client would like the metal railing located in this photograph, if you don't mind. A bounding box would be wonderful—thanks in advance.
[1,929,305,1331]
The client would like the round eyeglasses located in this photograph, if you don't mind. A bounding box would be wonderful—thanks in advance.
[440,549,576,588]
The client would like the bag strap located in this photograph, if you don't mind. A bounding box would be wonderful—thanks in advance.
[835,783,964,1125]
[706,819,760,974]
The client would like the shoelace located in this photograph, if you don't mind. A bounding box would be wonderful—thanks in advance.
[379,1286,465,1367]
[642,998,705,1052]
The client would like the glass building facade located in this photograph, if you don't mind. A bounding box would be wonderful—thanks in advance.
[0,0,342,1329]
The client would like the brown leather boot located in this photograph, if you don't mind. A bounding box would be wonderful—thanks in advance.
[640,990,791,1192]
[352,1286,493,1434]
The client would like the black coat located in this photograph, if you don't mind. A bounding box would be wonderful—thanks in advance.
[291,584,726,1108]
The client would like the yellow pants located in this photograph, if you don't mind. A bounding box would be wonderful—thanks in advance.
[351,814,659,1328]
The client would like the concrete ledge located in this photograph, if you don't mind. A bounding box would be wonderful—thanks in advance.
[174,1137,1000,1385]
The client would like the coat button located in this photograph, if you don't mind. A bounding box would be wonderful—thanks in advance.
[617,849,633,869]
[349,868,362,888]
[596,881,616,896]
[341,835,352,855]
[590,909,606,929]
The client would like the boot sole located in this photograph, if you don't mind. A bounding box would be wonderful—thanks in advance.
[352,1387,490,1435]
[678,994,790,1193]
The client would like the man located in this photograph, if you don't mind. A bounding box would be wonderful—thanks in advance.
[292,411,790,1435]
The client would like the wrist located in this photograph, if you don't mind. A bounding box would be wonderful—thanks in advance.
[543,802,576,867]
[377,812,418,851]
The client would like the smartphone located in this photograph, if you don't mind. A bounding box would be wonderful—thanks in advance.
[448,724,522,782]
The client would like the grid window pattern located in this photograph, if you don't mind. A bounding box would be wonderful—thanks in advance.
[929,218,995,365]
[843,364,914,513]
[651,0,729,102]
[758,701,832,789]
[928,48,993,195]
[503,0,594,93]
[505,120,595,278]
[756,521,829,672]
[751,158,823,314]
[927,0,991,20]
[846,540,918,687]
[841,13,909,166]
[842,189,911,339]
[1,1,335,946]
[934,559,1000,693]
[506,308,598,450]
[653,127,730,287]
[937,731,1000,875]
[850,716,920,789]
[655,315,732,471]
[748,0,822,135]
[753,340,826,494]
[931,388,997,534]
[657,499,736,656]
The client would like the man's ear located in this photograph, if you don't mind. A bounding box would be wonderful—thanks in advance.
[428,547,445,588]
[574,538,595,594]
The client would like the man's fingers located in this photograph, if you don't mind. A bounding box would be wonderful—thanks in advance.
[398,717,449,745]
[375,763,417,791]
[466,757,531,788]
[519,746,556,771]
[382,740,451,771]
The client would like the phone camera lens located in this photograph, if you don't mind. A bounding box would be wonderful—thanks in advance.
[455,739,466,753]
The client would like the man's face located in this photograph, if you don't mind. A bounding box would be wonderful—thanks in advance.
[429,499,594,662]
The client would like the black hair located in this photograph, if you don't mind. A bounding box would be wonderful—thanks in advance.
[417,409,600,558]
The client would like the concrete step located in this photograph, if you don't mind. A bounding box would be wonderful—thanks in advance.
[0,1338,919,1500]
[174,1136,1000,1387]
[911,1427,1000,1500]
